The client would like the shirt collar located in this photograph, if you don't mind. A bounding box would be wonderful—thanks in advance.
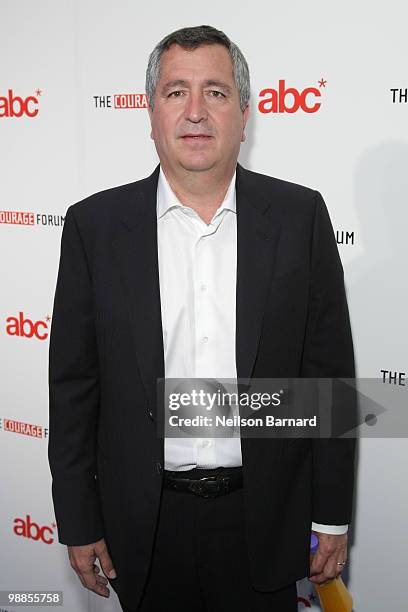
[156,165,236,220]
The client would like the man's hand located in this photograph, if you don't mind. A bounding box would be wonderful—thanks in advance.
[68,537,117,598]
[309,531,348,586]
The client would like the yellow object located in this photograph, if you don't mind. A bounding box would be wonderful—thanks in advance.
[314,576,353,612]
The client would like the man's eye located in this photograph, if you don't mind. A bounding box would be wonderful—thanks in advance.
[209,90,225,97]
[168,91,183,97]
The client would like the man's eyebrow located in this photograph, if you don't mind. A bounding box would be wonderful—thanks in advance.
[162,79,189,92]
[204,80,233,93]
[161,79,233,93]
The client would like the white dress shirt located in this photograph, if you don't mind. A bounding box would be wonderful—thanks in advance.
[156,166,347,535]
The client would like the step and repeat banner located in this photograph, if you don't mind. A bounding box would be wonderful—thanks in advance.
[1,1,407,611]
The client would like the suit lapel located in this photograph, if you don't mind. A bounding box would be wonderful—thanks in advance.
[111,164,164,418]
[111,162,284,417]
[235,163,283,380]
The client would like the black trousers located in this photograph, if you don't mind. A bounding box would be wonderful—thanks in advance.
[120,468,297,612]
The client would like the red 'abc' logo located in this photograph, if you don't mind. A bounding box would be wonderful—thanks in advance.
[6,312,50,340]
[0,89,39,118]
[13,515,55,544]
[258,79,322,114]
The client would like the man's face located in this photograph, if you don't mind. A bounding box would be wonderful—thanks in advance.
[148,43,249,174]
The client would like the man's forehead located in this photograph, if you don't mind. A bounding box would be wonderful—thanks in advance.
[163,42,230,59]
[159,43,234,79]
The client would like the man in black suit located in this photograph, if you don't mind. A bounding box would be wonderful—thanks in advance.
[48,25,356,611]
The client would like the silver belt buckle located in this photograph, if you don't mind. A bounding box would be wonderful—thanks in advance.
[188,475,229,498]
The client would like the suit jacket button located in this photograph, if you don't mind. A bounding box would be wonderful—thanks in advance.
[148,410,154,421]
[155,461,163,475]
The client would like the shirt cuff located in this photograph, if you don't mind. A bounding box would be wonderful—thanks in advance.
[311,522,349,535]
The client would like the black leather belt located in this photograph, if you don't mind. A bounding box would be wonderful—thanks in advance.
[163,467,243,498]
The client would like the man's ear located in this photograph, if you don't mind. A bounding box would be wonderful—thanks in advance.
[241,104,250,142]
[147,102,154,140]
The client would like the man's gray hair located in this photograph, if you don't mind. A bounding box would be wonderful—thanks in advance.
[145,25,250,112]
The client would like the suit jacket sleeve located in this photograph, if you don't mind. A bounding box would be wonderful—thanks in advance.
[300,190,356,526]
[48,204,104,546]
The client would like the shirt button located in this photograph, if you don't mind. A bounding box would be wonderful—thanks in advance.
[200,283,207,291]
[202,440,212,447]
[201,336,209,343]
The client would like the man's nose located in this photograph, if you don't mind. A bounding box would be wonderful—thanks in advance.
[185,92,208,123]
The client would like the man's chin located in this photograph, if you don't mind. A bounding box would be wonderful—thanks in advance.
[178,159,217,173]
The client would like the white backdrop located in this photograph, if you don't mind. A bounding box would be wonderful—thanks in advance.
[1,1,408,610]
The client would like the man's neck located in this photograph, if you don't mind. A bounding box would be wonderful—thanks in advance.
[160,163,236,224]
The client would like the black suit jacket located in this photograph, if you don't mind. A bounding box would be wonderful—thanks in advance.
[48,163,356,608]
